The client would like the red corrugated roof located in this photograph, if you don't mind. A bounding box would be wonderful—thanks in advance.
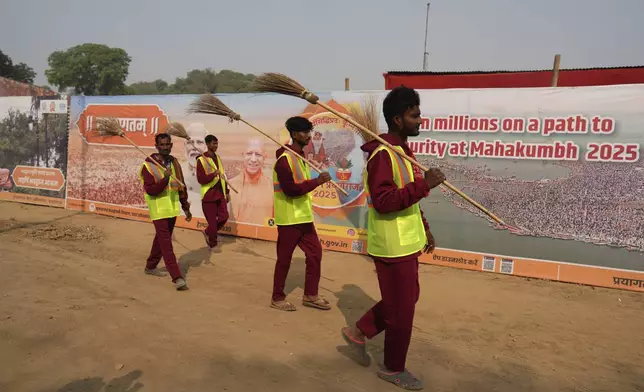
[383,66,644,89]
[385,65,644,75]
[0,76,56,97]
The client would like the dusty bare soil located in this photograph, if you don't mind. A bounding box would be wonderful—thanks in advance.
[0,201,642,392]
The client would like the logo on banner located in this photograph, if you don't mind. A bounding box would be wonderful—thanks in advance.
[40,100,68,114]
[75,104,169,147]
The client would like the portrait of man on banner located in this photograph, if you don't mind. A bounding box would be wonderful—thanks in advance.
[180,122,209,217]
[228,138,273,225]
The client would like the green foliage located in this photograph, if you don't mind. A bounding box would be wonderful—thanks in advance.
[45,43,131,96]
[0,109,35,168]
[128,68,258,95]
[41,42,257,96]
[128,79,170,95]
[0,49,36,84]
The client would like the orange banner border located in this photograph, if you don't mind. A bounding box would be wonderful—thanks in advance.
[0,192,65,208]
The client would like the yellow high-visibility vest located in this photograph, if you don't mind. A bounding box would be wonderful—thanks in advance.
[364,145,426,257]
[197,154,227,200]
[138,161,181,221]
[272,151,314,226]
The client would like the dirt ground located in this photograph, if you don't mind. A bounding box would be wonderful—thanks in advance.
[0,201,642,392]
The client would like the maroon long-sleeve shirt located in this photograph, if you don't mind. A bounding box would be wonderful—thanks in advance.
[274,144,320,197]
[196,151,229,203]
[362,133,431,262]
[141,154,189,211]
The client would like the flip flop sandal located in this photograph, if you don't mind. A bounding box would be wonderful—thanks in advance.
[377,369,424,391]
[270,301,297,312]
[302,298,331,310]
[341,327,371,367]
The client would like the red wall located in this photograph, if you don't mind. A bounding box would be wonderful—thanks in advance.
[0,76,56,97]
[383,67,644,90]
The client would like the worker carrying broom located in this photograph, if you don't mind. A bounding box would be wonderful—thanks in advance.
[270,116,333,312]
[340,86,446,390]
[140,133,192,291]
[196,134,230,252]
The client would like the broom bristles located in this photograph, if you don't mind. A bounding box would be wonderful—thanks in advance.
[253,73,319,104]
[348,95,380,143]
[188,94,241,121]
[96,117,125,137]
[165,122,189,139]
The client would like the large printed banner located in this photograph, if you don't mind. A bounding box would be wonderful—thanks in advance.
[65,85,644,292]
[0,96,68,207]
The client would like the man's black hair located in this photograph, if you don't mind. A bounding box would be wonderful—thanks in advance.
[285,116,313,135]
[205,134,218,144]
[155,133,171,144]
[382,85,420,129]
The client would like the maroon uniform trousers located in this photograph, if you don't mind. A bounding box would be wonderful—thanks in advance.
[356,258,420,371]
[272,223,322,302]
[146,217,182,281]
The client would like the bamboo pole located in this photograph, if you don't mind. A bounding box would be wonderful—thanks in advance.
[551,54,561,87]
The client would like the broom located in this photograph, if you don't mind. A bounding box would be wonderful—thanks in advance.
[164,122,239,195]
[187,94,349,197]
[348,94,380,143]
[96,117,186,189]
[253,73,505,225]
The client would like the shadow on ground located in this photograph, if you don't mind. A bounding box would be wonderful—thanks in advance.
[53,370,143,392]
[178,246,213,277]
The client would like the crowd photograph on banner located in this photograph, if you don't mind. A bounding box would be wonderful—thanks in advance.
[1,1,643,391]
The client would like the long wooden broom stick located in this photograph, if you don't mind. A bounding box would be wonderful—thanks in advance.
[96,118,186,189]
[253,73,505,225]
[164,123,239,194]
[187,94,349,197]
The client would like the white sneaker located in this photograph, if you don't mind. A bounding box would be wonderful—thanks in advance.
[174,278,188,291]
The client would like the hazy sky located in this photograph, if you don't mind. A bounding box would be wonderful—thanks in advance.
[1,0,642,91]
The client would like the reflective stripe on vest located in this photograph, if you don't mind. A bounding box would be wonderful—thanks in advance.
[272,151,314,226]
[364,145,426,257]
[197,154,227,200]
[139,161,181,221]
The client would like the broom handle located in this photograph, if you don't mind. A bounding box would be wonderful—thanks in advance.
[201,156,239,194]
[238,118,349,197]
[121,134,186,189]
[222,173,238,194]
[315,101,505,225]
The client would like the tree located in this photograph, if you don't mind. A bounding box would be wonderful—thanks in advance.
[211,69,257,93]
[128,79,169,95]
[0,109,36,168]
[169,68,219,94]
[45,43,131,95]
[0,50,36,84]
[127,68,258,95]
